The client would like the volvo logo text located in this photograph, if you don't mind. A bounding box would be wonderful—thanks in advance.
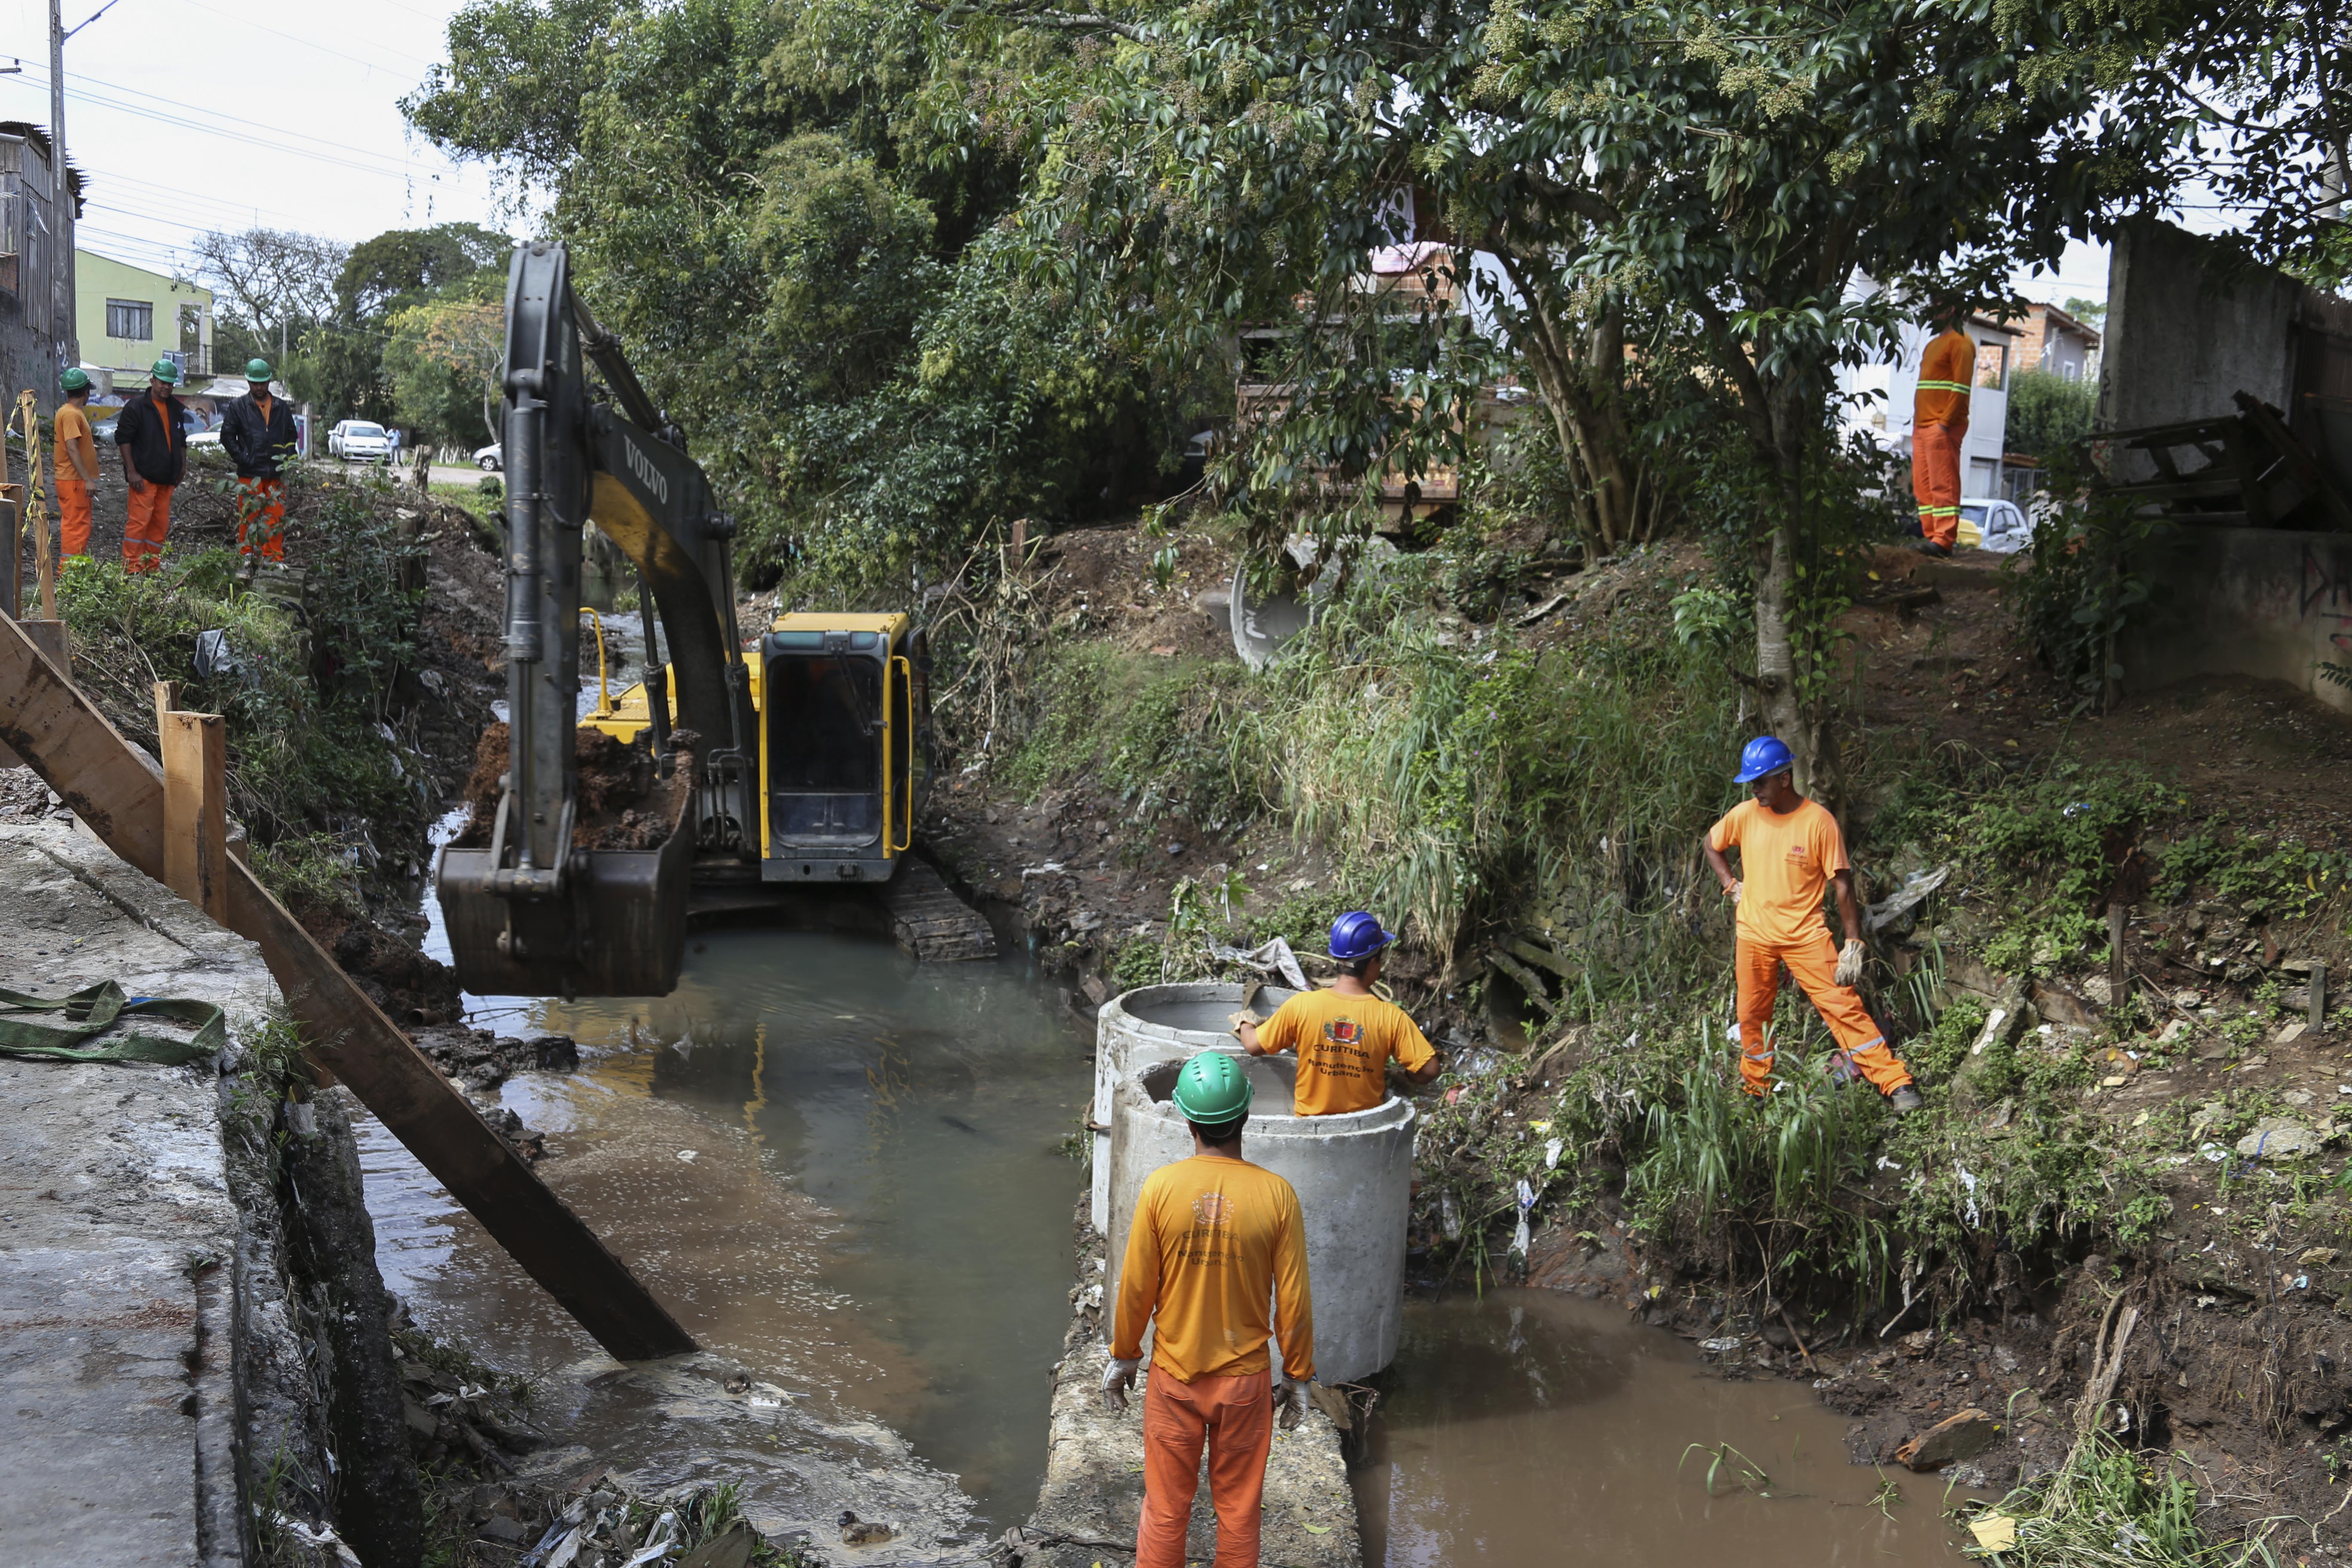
[622,435,669,502]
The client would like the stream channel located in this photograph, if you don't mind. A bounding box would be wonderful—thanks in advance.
[367,639,1972,1560]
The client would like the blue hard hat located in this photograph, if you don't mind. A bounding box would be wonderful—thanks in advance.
[1733,735,1795,784]
[1329,910,1396,961]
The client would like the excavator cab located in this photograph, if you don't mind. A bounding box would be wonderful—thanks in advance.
[755,614,929,882]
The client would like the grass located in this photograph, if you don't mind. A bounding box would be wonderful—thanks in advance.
[1960,1431,2283,1565]
[55,487,432,913]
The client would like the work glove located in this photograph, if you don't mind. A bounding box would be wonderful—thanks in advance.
[1101,1357,1141,1415]
[1274,1378,1312,1432]
[1834,937,1867,988]
[1724,879,1743,906]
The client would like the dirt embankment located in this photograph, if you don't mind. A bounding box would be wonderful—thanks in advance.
[926,514,2352,1550]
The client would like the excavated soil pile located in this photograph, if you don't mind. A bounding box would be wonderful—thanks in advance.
[454,723,683,851]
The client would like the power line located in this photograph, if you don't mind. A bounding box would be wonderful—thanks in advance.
[173,0,437,80]
[3,64,462,182]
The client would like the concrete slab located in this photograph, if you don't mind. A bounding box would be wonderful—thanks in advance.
[0,821,282,1566]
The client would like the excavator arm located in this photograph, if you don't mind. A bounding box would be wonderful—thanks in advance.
[435,241,755,998]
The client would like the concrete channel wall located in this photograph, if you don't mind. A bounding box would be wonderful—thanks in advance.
[0,818,415,1566]
[2119,526,2352,714]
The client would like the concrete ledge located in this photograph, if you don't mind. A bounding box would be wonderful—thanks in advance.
[2120,527,2352,714]
[0,820,286,1566]
[1013,1220,1360,1568]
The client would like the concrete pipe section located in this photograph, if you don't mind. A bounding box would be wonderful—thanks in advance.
[1105,1046,1415,1385]
[1089,980,1299,1232]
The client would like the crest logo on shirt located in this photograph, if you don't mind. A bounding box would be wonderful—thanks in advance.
[1784,844,1809,865]
[1191,1192,1234,1227]
[1323,1018,1362,1047]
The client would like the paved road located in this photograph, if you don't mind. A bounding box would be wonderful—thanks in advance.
[320,458,499,488]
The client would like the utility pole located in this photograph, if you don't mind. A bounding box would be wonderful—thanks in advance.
[51,0,74,372]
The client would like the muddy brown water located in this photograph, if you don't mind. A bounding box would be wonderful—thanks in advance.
[1359,1289,1970,1565]
[375,851,1970,1561]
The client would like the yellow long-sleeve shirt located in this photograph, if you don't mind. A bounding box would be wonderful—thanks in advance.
[1914,329,1975,429]
[1114,1152,1315,1383]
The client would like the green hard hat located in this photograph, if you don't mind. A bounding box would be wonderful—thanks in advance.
[59,367,90,393]
[246,358,273,382]
[1173,1051,1253,1128]
[149,358,181,384]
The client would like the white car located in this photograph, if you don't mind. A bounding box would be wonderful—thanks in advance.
[330,420,393,462]
[187,429,221,450]
[1957,497,2034,554]
[473,443,502,472]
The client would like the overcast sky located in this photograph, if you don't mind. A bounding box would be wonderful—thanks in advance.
[0,0,509,279]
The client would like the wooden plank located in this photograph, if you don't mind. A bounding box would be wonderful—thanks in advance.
[160,710,230,925]
[0,613,695,1362]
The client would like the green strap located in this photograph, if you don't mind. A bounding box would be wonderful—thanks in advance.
[0,982,226,1066]
[1916,380,1973,394]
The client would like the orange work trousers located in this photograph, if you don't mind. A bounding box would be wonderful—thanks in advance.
[1735,931,1913,1096]
[1911,420,1964,549]
[56,469,92,557]
[1138,1368,1273,1568]
[124,481,175,573]
[236,475,287,564]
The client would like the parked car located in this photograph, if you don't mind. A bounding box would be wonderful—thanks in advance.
[1957,497,2034,554]
[329,420,393,462]
[473,443,502,472]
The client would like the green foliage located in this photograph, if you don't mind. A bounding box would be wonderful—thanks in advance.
[1903,995,1988,1083]
[2005,368,2098,465]
[1629,1033,1891,1294]
[1232,557,1741,952]
[2156,823,2346,920]
[1002,646,1252,832]
[1963,1430,2282,1565]
[1953,764,2172,976]
[2014,476,2173,701]
[55,488,429,910]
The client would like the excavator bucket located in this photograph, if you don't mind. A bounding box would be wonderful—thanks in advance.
[435,757,700,998]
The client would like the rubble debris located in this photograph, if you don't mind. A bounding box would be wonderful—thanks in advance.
[1894,1408,1999,1472]
[410,1024,580,1090]
[454,723,683,851]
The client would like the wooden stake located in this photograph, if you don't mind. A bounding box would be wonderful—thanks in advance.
[160,709,230,924]
[2107,902,2128,1009]
[151,679,181,740]
[15,392,52,622]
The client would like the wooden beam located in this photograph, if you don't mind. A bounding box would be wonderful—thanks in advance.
[0,613,695,1361]
[160,710,230,925]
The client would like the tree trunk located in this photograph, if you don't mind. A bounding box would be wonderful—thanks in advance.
[1752,415,1845,810]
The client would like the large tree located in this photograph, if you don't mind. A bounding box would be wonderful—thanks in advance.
[969,0,2159,788]
[194,227,348,365]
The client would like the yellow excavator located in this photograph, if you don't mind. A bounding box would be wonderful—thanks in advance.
[435,242,952,998]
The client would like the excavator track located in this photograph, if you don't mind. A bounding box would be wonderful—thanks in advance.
[884,858,998,962]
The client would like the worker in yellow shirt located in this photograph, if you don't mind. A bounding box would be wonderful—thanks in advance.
[1701,736,1923,1112]
[1911,311,1975,557]
[53,368,98,558]
[1106,1052,1315,1568]
[1236,911,1440,1112]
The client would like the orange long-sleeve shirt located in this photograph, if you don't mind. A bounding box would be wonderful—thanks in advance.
[1914,329,1975,429]
[1114,1152,1315,1383]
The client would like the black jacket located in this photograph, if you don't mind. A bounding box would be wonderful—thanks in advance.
[113,390,187,486]
[220,391,299,478]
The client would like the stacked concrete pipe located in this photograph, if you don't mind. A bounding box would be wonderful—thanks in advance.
[1089,981,1300,1231]
[1096,982,1415,1385]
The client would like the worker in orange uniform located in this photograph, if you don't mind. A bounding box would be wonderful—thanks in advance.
[1236,911,1442,1112]
[113,358,188,573]
[1702,736,1923,1112]
[52,367,98,558]
[1911,311,1974,557]
[221,358,300,569]
[1106,1051,1316,1568]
